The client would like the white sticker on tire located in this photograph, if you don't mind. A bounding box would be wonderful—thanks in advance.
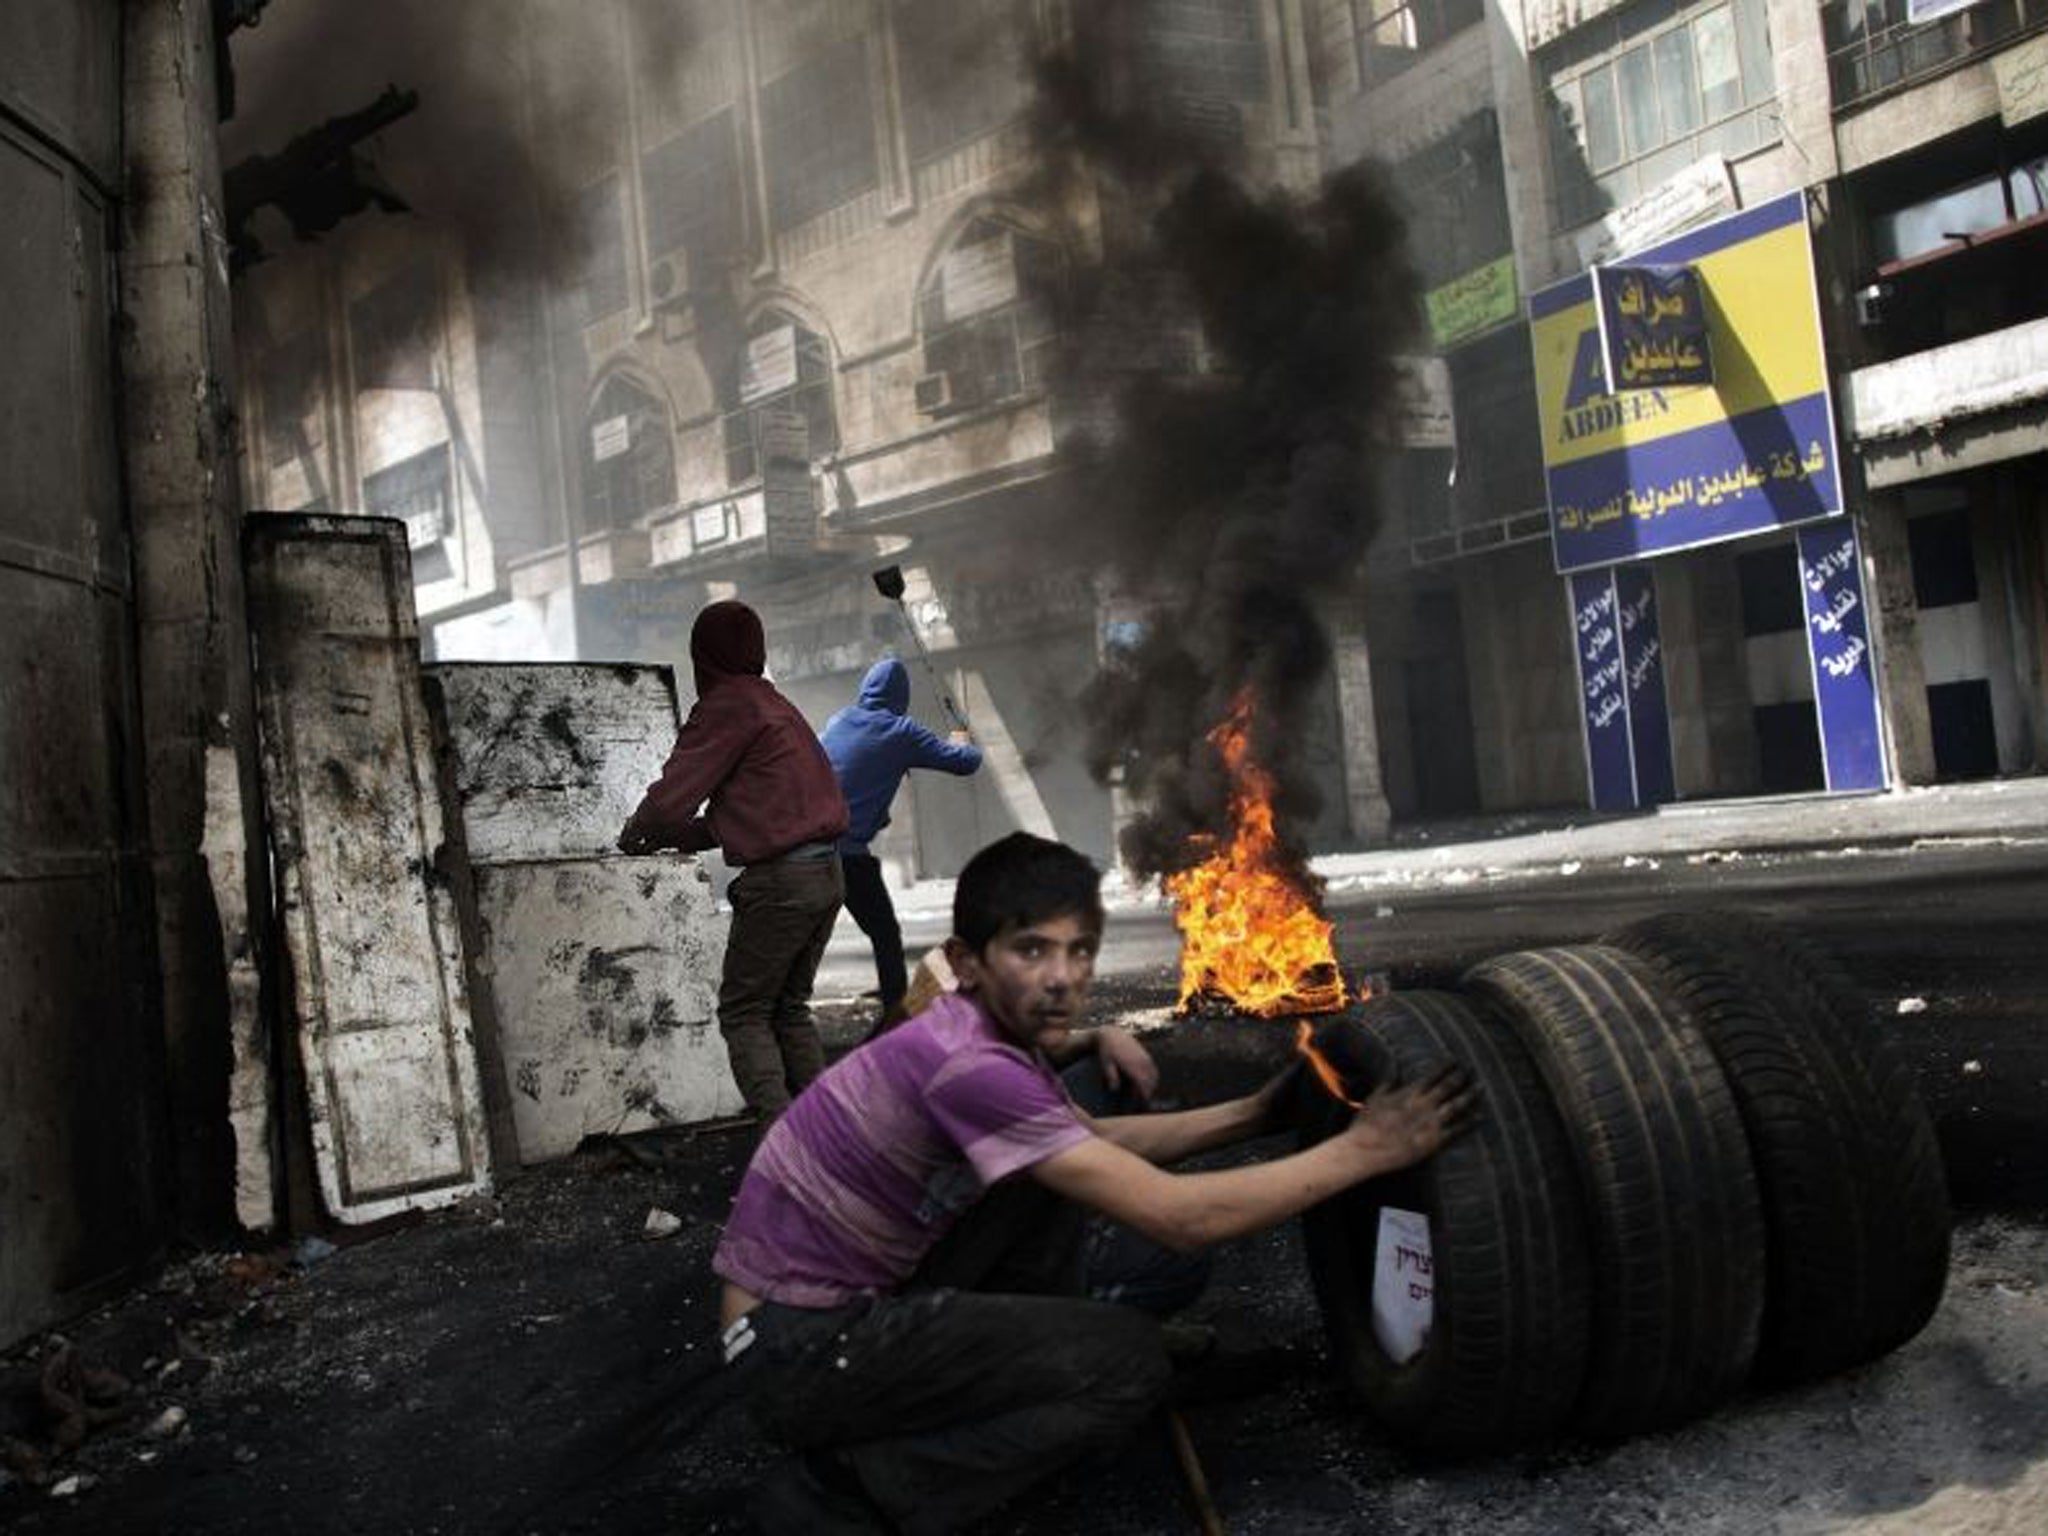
[1372,1207,1435,1365]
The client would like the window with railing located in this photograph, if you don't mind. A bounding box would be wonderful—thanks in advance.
[1140,0,1270,103]
[365,446,454,582]
[758,31,881,231]
[584,375,677,528]
[349,266,438,391]
[572,176,630,325]
[641,107,746,280]
[722,316,836,486]
[1544,0,1778,232]
[1344,0,1484,87]
[1824,0,2047,110]
[896,0,1029,164]
[915,219,1062,415]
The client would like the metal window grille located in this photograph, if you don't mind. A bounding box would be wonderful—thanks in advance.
[349,266,438,392]
[1823,0,2044,110]
[917,224,1062,411]
[574,177,631,325]
[723,325,836,486]
[758,33,881,232]
[897,0,1027,164]
[363,445,453,550]
[641,108,745,266]
[585,378,677,528]
[1349,0,1484,87]
[1140,0,1270,106]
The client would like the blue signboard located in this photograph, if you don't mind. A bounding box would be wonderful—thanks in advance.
[1594,263,1713,391]
[1797,522,1888,793]
[1532,193,1844,574]
[1616,564,1675,805]
[1571,570,1636,811]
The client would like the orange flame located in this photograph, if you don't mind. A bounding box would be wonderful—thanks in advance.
[1166,690,1348,1019]
[1295,1020,1363,1108]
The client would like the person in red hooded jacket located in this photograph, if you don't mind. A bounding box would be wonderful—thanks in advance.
[618,600,850,1119]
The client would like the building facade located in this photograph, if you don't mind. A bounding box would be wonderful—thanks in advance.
[231,0,2048,881]
[1310,0,2048,817]
[231,0,1367,882]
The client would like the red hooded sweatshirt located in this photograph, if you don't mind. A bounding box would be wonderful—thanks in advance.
[622,600,848,864]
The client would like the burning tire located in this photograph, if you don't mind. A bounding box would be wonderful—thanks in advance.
[1603,910,1950,1385]
[1461,944,1764,1439]
[1297,991,1593,1458]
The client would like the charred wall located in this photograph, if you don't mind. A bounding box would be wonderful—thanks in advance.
[2,0,272,1348]
[0,1,166,1346]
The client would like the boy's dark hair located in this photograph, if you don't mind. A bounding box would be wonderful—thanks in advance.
[952,833,1104,952]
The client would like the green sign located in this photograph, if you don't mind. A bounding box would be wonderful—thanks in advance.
[1426,255,1520,350]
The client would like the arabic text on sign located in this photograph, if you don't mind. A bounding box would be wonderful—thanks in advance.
[591,414,631,463]
[739,326,798,404]
[1555,439,1829,534]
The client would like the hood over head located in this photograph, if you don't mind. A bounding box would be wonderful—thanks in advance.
[691,600,766,694]
[857,656,911,715]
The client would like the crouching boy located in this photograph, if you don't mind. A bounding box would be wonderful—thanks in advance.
[714,832,1473,1534]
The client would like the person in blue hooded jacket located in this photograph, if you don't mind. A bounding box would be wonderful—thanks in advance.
[820,656,983,1031]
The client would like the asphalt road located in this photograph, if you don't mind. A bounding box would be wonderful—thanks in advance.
[823,838,2048,1207]
[7,838,2043,1536]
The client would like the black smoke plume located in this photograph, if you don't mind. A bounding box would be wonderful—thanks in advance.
[223,1,701,288]
[1027,20,1421,881]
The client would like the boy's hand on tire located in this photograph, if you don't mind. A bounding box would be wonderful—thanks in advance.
[1343,1064,1477,1169]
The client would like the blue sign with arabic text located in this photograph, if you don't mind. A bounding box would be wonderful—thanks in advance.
[1616,564,1675,805]
[1571,570,1637,811]
[1797,522,1887,793]
[1595,263,1713,391]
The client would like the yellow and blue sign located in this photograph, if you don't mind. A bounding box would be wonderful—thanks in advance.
[1531,192,1841,574]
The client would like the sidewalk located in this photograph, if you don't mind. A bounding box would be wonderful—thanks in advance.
[877,776,2048,922]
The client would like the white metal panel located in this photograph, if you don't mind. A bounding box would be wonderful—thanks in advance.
[475,860,738,1161]
[428,661,741,1161]
[246,516,492,1223]
[426,663,683,864]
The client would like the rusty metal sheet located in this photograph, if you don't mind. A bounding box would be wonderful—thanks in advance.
[426,663,740,1160]
[244,515,492,1223]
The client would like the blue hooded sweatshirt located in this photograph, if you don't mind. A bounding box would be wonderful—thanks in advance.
[819,657,983,855]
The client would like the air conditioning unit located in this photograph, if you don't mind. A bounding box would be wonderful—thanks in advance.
[914,370,972,416]
[649,252,690,310]
[914,370,955,415]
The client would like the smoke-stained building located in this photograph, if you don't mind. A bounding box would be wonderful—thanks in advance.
[1309,0,2048,815]
[230,0,1380,882]
[229,0,2048,861]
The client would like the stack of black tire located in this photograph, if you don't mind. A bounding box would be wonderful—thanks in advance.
[1296,910,1952,1458]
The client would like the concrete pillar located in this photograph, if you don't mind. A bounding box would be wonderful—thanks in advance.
[1486,0,1565,291]
[1857,495,1938,785]
[1330,611,1392,845]
[120,2,276,1235]
[1768,0,1842,187]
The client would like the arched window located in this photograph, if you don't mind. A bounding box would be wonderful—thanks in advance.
[915,217,1061,416]
[723,310,837,485]
[584,374,677,528]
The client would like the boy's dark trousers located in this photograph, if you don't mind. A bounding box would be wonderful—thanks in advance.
[839,851,907,1018]
[728,1142,1176,1534]
[718,850,844,1116]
